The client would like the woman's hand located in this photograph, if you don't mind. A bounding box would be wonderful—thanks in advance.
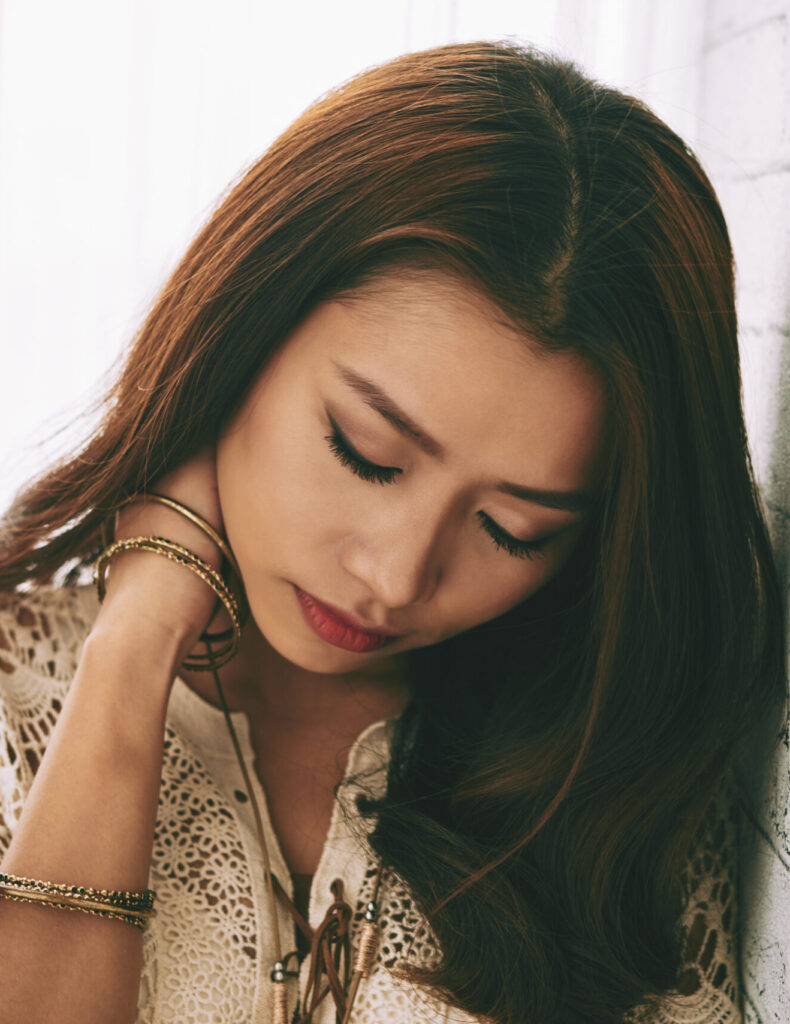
[93,445,233,663]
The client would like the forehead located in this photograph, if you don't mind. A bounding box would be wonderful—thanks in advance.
[293,271,608,495]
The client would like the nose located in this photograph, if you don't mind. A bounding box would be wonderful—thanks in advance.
[341,501,445,611]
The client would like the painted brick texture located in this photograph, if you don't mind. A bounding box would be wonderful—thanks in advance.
[700,2,790,1021]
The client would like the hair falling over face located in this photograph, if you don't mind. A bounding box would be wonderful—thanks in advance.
[0,40,785,1024]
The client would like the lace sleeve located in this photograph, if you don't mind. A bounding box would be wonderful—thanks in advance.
[0,587,93,855]
[628,778,742,1024]
[0,594,45,858]
[0,689,14,861]
[0,587,160,1022]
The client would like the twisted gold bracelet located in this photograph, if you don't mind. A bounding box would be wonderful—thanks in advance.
[0,887,153,931]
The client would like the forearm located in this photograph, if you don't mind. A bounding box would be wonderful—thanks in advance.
[0,622,183,1024]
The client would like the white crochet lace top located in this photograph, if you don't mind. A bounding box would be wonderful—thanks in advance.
[0,584,742,1023]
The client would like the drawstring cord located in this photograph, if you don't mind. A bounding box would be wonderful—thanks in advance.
[205,637,381,1024]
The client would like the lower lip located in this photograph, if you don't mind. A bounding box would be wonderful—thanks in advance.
[293,586,400,653]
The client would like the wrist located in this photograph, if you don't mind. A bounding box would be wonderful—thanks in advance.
[73,627,180,757]
[88,595,192,679]
[93,548,217,642]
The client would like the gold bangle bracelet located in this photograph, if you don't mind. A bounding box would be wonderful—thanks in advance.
[121,493,242,578]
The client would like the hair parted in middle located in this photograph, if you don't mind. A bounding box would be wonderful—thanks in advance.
[0,39,784,1024]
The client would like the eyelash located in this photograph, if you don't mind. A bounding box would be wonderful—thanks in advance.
[324,420,547,561]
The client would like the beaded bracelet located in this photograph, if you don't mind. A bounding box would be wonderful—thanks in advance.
[0,872,155,908]
[0,872,156,932]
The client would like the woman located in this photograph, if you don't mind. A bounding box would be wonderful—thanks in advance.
[0,39,784,1024]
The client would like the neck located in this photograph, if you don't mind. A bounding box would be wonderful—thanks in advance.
[179,612,412,739]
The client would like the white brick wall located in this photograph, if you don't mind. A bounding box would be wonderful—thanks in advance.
[697,3,790,1021]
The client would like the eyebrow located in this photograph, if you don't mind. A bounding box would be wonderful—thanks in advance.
[332,361,593,515]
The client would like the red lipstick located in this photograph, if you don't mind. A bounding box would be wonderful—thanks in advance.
[293,585,402,653]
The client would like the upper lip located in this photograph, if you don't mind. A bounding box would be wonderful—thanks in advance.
[298,587,405,637]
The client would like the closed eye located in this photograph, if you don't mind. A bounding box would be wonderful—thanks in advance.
[475,511,547,561]
[324,415,401,485]
[324,413,549,561]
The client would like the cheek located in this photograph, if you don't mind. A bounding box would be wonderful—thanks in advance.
[217,404,354,567]
[434,555,554,643]
[446,517,588,636]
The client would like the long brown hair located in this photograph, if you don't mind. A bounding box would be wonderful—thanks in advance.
[1,41,785,1024]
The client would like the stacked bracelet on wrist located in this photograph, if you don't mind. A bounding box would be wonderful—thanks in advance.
[93,492,249,671]
[0,872,156,932]
[108,492,250,631]
[94,534,242,669]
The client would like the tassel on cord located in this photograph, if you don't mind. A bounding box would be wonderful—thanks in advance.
[271,961,290,1024]
[341,861,385,1024]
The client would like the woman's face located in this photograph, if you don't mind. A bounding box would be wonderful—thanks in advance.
[216,271,607,677]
